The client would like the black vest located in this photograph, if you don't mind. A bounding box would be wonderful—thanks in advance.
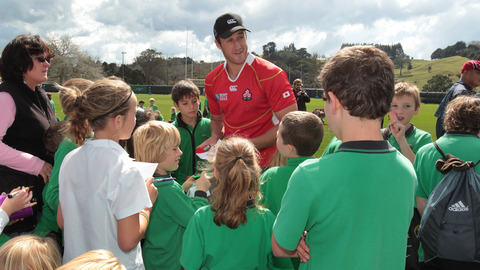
[0,81,56,167]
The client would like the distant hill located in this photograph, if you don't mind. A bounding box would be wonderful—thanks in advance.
[394,56,469,90]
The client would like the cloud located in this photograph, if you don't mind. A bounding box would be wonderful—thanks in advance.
[0,0,478,67]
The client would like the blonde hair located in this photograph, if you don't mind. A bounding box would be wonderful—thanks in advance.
[211,137,262,229]
[0,235,61,270]
[57,78,94,118]
[133,121,181,165]
[394,82,421,110]
[56,249,126,270]
[58,77,133,145]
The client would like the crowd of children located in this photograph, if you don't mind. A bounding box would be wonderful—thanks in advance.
[0,43,478,270]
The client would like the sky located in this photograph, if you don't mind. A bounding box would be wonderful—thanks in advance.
[0,0,478,65]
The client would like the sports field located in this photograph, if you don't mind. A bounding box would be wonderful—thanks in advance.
[50,93,438,158]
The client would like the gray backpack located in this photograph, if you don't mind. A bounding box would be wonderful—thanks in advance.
[418,142,480,263]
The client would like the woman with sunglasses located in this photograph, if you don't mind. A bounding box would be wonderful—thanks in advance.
[0,34,56,238]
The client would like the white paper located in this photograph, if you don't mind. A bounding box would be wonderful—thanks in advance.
[132,161,158,180]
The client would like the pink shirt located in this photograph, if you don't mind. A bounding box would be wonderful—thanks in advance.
[0,92,44,175]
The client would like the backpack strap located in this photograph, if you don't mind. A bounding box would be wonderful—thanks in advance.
[433,142,448,160]
[433,142,479,173]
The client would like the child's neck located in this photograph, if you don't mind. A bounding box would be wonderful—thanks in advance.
[154,168,169,176]
[180,113,197,128]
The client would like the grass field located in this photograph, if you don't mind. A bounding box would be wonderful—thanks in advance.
[50,92,438,158]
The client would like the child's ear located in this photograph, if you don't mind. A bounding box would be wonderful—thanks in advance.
[287,144,296,156]
[414,104,420,115]
[173,102,180,110]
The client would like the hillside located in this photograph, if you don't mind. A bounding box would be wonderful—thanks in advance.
[394,56,469,90]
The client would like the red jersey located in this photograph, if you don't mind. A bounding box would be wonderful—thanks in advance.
[205,53,296,166]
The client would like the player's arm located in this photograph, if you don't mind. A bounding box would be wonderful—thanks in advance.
[198,113,224,149]
[250,103,297,150]
[416,196,427,216]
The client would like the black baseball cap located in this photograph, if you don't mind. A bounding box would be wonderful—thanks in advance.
[214,13,250,39]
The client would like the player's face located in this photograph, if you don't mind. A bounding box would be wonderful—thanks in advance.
[174,96,200,122]
[119,94,137,140]
[157,146,182,174]
[216,31,248,66]
[389,95,419,126]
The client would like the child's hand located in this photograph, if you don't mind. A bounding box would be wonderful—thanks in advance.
[182,176,196,193]
[388,112,406,140]
[195,171,211,192]
[145,177,158,204]
[1,187,37,219]
[296,231,310,263]
[39,162,53,183]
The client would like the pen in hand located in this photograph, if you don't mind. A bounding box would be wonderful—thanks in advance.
[7,186,34,198]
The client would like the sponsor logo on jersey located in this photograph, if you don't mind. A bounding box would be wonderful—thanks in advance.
[227,19,237,24]
[448,200,469,212]
[216,93,228,101]
[282,91,291,98]
[229,85,238,92]
[242,89,252,101]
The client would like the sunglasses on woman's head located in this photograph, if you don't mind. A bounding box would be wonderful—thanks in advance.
[31,56,51,64]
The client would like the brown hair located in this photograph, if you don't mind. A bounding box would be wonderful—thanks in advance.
[210,137,262,229]
[43,121,69,154]
[133,121,181,169]
[0,34,55,82]
[443,96,480,134]
[56,249,125,270]
[280,111,324,156]
[0,235,61,270]
[394,82,421,110]
[320,45,395,119]
[58,77,132,145]
[171,79,201,104]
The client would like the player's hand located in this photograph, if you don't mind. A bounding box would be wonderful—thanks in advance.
[195,171,211,192]
[39,162,53,183]
[145,177,158,204]
[182,176,196,193]
[296,231,310,263]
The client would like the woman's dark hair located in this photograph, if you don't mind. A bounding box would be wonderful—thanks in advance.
[0,34,55,82]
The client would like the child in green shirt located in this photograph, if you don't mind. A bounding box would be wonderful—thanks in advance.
[133,120,211,270]
[181,137,276,270]
[171,80,211,186]
[260,111,324,269]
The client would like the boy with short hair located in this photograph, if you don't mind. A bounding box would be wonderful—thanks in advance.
[272,46,417,269]
[171,79,211,185]
[260,111,324,216]
[261,111,323,270]
[382,82,432,164]
[148,98,158,111]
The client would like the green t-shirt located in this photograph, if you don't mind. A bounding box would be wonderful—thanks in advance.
[260,157,313,216]
[274,141,417,270]
[181,205,276,270]
[35,136,79,237]
[414,132,480,262]
[172,113,211,184]
[321,136,342,157]
[383,124,432,155]
[149,104,159,111]
[143,176,208,270]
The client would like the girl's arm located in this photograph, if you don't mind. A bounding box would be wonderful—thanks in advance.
[117,209,151,252]
[57,202,64,230]
[117,176,157,252]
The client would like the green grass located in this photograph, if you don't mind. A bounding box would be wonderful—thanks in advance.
[395,56,468,90]
[50,93,438,158]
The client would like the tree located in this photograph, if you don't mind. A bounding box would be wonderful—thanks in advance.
[394,53,411,76]
[133,49,165,85]
[47,35,103,84]
[262,42,277,60]
[422,74,453,92]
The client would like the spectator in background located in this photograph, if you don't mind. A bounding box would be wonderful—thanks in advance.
[292,79,310,111]
[138,99,146,109]
[199,13,297,167]
[0,34,57,235]
[434,60,480,138]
